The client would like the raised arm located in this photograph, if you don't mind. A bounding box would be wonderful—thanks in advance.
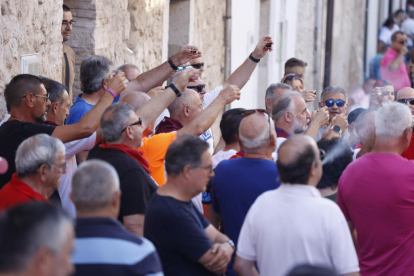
[52,73,126,143]
[223,35,273,89]
[179,85,241,136]
[135,69,198,129]
[125,47,201,93]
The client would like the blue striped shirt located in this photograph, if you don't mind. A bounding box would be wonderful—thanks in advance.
[72,217,164,276]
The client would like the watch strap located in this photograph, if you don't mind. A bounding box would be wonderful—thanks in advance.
[168,58,178,71]
[249,53,260,63]
[168,84,182,97]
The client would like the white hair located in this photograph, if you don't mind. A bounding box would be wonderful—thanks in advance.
[15,134,65,177]
[272,91,301,120]
[72,160,120,212]
[375,102,412,138]
[239,115,275,149]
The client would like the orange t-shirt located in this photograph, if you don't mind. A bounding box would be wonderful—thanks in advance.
[139,132,177,186]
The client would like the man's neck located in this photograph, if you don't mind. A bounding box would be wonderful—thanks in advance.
[18,176,53,199]
[76,209,117,220]
[158,179,194,202]
[244,148,273,160]
[82,89,105,105]
[106,139,138,149]
[224,142,240,152]
[9,110,35,123]
[275,121,292,135]
[45,115,59,126]
[371,139,404,155]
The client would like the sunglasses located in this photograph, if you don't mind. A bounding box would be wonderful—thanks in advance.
[187,84,206,93]
[324,99,346,107]
[284,74,303,81]
[121,118,142,133]
[319,149,326,161]
[241,109,271,139]
[177,65,193,71]
[398,98,414,105]
[191,63,204,69]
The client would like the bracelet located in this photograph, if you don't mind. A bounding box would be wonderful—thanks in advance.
[249,53,260,63]
[168,84,182,97]
[168,58,178,71]
[105,88,116,98]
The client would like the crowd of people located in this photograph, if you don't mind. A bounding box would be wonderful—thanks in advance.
[2,4,414,276]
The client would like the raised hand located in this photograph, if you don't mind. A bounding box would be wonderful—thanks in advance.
[106,71,127,95]
[251,35,274,59]
[218,85,241,104]
[171,46,202,66]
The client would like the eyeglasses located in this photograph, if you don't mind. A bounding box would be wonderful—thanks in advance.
[62,20,76,26]
[241,109,271,139]
[187,84,206,93]
[284,74,303,81]
[121,118,142,133]
[177,65,193,71]
[53,162,68,171]
[397,40,407,45]
[198,164,213,173]
[191,63,204,69]
[324,99,346,107]
[23,93,50,101]
[319,149,326,161]
[398,98,414,105]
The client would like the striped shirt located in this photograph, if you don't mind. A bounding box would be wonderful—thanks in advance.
[72,217,163,276]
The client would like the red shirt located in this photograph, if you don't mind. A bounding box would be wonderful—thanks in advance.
[402,135,414,160]
[0,173,49,213]
[338,153,414,275]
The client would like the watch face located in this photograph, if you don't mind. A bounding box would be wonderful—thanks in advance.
[333,125,341,132]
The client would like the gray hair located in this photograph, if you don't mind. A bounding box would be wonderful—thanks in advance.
[80,56,113,94]
[0,203,73,273]
[168,89,198,116]
[321,86,348,101]
[265,83,292,103]
[40,77,67,105]
[239,115,275,150]
[100,103,135,142]
[375,102,412,138]
[165,134,209,176]
[15,134,65,178]
[272,91,301,120]
[72,160,120,212]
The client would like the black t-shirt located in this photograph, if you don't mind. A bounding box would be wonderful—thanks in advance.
[88,147,158,222]
[0,121,56,189]
[144,192,216,276]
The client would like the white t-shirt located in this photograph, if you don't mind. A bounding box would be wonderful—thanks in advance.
[402,18,414,47]
[0,114,10,127]
[353,148,361,160]
[212,149,237,169]
[154,109,170,132]
[378,25,399,46]
[272,137,287,161]
[237,184,359,276]
[200,85,224,155]
[58,132,96,218]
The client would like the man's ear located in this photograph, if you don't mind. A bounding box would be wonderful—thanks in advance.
[52,102,59,115]
[184,105,190,117]
[102,78,108,90]
[182,164,192,179]
[285,112,292,123]
[25,94,35,108]
[318,102,323,108]
[265,99,273,113]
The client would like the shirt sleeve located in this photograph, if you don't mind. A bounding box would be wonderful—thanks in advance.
[329,208,360,275]
[203,85,223,108]
[236,204,257,261]
[120,169,154,216]
[167,209,213,262]
[64,132,96,159]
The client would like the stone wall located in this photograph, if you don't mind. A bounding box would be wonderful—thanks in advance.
[0,0,63,120]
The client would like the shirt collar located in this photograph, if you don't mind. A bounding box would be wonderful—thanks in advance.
[10,173,48,201]
[279,183,321,197]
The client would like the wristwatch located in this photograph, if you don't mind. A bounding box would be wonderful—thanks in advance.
[330,125,342,136]
[227,240,235,250]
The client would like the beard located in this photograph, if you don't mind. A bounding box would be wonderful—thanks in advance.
[35,114,47,123]
[291,119,307,135]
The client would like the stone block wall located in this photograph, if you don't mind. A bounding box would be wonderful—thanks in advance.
[0,0,63,120]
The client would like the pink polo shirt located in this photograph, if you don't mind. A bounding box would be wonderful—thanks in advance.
[380,48,411,92]
[338,153,414,275]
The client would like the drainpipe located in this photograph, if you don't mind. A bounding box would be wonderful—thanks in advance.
[323,0,334,89]
[313,0,322,108]
[223,0,232,110]
[363,0,369,79]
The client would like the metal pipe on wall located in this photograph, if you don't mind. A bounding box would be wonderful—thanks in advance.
[323,0,334,89]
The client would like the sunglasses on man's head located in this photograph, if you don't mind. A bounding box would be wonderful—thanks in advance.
[324,99,346,108]
[191,63,204,69]
[187,84,206,93]
[398,98,414,105]
[177,65,193,71]
[284,74,303,81]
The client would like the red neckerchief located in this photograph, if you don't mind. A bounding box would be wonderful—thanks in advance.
[99,143,151,174]
[354,142,363,150]
[229,151,245,159]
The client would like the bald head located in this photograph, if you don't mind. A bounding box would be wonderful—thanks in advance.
[120,91,150,112]
[277,135,321,185]
[168,89,200,116]
[397,87,414,99]
[239,112,275,150]
[117,64,140,81]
